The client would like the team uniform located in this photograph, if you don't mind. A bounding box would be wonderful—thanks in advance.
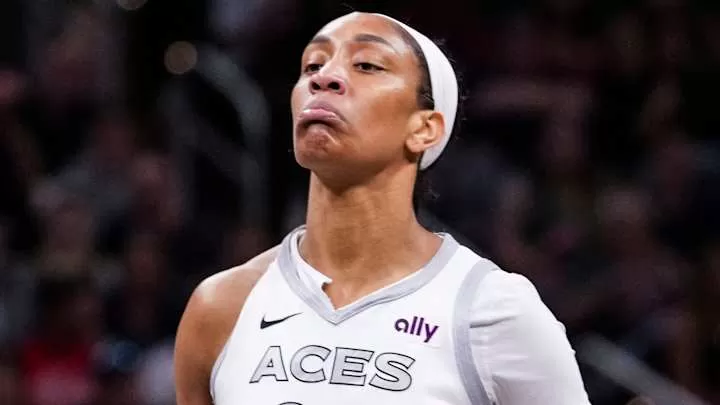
[210,227,591,405]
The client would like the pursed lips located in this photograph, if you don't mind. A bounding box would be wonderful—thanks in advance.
[297,100,346,128]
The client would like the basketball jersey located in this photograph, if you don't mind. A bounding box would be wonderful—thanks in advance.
[211,227,495,405]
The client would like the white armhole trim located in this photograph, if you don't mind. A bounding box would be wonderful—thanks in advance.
[452,260,495,405]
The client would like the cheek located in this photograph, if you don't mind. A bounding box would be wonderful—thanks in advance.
[351,113,406,165]
[290,80,307,117]
[359,89,413,140]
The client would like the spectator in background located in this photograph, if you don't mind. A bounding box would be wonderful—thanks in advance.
[218,223,271,270]
[0,69,42,250]
[93,339,142,405]
[128,153,184,238]
[642,135,704,256]
[134,341,175,405]
[105,231,180,348]
[491,173,555,290]
[209,0,302,59]
[590,9,653,176]
[20,7,105,175]
[32,111,138,250]
[110,151,196,275]
[20,278,103,405]
[592,186,687,367]
[0,218,36,348]
[93,338,177,405]
[28,196,121,295]
[425,141,507,253]
[521,113,602,318]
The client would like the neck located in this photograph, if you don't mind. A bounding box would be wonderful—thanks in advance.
[301,167,439,286]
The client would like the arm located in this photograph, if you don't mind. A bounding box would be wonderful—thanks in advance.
[471,272,591,405]
[174,246,279,405]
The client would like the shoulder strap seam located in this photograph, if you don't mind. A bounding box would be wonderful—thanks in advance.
[452,260,495,405]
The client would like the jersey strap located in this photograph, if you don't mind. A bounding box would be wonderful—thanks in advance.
[452,260,495,405]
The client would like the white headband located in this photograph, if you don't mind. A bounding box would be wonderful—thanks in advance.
[373,13,459,170]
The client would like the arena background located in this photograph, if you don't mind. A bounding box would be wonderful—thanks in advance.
[0,0,719,404]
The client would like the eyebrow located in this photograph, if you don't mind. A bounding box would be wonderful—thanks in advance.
[308,33,398,53]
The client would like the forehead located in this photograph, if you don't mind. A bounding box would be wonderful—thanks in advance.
[312,12,414,55]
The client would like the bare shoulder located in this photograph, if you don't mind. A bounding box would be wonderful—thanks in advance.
[187,244,281,343]
[174,246,280,405]
[194,245,280,310]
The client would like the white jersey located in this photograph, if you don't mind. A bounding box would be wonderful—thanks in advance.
[211,227,591,405]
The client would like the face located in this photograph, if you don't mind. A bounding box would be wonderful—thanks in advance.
[291,13,441,182]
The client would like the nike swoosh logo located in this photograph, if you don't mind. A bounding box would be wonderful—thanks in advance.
[260,312,302,329]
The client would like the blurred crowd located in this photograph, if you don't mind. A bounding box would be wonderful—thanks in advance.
[0,1,718,405]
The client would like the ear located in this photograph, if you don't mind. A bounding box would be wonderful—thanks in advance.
[405,110,445,155]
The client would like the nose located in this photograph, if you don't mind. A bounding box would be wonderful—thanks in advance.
[309,72,347,95]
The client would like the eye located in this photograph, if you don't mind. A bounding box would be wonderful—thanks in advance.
[303,63,323,74]
[355,62,384,72]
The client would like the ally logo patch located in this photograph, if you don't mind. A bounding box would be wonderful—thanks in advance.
[394,316,439,343]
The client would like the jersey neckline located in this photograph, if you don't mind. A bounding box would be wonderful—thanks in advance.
[277,225,460,325]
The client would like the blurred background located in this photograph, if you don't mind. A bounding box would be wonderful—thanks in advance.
[0,0,718,404]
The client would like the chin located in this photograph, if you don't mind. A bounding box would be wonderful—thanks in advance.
[296,156,377,191]
[293,131,339,165]
[294,149,342,176]
[294,147,334,170]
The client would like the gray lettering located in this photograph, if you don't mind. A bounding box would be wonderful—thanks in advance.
[250,346,288,383]
[329,348,374,386]
[290,345,331,383]
[369,353,415,391]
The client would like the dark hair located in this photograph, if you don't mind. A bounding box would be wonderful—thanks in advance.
[390,22,460,213]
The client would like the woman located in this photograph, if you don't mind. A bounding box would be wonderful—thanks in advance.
[175,12,591,405]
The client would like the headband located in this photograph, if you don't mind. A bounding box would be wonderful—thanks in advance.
[373,13,459,170]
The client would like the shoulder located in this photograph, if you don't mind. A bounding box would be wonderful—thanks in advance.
[193,246,279,307]
[176,246,280,369]
[174,246,281,404]
[467,259,577,374]
[456,246,558,330]
[188,245,280,332]
[469,260,552,325]
[454,246,542,316]
[465,261,591,404]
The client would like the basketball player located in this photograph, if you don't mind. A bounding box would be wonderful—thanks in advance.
[175,12,591,405]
